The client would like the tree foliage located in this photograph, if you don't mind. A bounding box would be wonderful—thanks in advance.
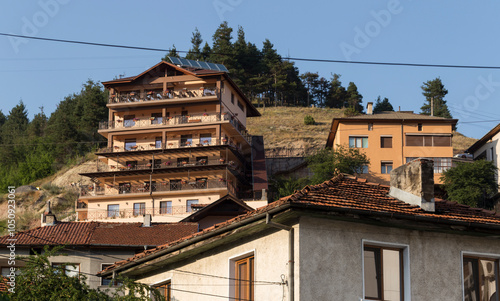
[3,245,164,301]
[441,160,498,208]
[420,77,452,118]
[306,145,370,185]
[373,96,394,113]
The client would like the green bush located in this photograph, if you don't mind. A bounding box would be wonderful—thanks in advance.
[304,115,315,125]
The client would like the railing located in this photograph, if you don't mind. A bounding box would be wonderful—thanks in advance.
[95,158,240,172]
[108,88,218,104]
[96,139,245,155]
[81,206,194,220]
[79,179,232,197]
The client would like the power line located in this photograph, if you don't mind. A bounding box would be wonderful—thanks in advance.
[3,32,500,70]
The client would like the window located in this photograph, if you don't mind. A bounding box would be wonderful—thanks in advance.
[237,100,245,112]
[349,136,368,148]
[364,245,405,301]
[124,115,135,127]
[151,113,162,125]
[1,267,21,277]
[180,135,192,147]
[405,135,451,147]
[155,137,162,149]
[231,93,235,104]
[357,165,369,174]
[235,256,254,301]
[186,199,199,212]
[101,264,122,286]
[149,159,162,169]
[154,281,171,301]
[107,204,119,217]
[463,255,498,301]
[368,123,373,131]
[52,263,79,277]
[133,203,146,216]
[417,123,422,131]
[380,136,392,148]
[159,201,172,214]
[381,162,393,174]
[406,157,452,173]
[200,133,212,146]
[124,139,136,151]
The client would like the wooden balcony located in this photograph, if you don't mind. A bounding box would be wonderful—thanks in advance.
[77,205,200,221]
[98,112,252,144]
[107,88,218,108]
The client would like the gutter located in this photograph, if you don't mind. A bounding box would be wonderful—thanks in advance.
[266,213,294,301]
[102,202,293,277]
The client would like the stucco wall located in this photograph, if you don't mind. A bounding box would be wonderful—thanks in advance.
[299,216,500,300]
[137,226,296,301]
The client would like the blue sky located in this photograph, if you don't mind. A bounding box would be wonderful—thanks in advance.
[1,0,500,139]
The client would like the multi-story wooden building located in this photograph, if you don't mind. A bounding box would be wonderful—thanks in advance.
[326,102,458,184]
[76,59,268,222]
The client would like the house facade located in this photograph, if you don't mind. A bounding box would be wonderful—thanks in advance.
[326,103,458,184]
[0,213,197,291]
[466,123,500,187]
[76,58,268,222]
[101,160,500,301]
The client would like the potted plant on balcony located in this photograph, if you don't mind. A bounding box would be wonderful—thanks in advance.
[203,113,208,116]
[181,180,187,185]
[165,161,172,166]
[150,117,156,121]
[133,117,139,121]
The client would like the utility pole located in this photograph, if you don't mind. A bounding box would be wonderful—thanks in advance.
[430,97,434,116]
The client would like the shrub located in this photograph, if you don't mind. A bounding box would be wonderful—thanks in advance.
[304,115,315,125]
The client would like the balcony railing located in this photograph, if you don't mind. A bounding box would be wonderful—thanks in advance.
[98,138,238,153]
[95,158,240,172]
[108,88,218,104]
[79,179,232,197]
[79,206,197,220]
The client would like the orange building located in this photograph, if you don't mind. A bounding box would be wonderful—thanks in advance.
[76,59,268,222]
[326,103,457,184]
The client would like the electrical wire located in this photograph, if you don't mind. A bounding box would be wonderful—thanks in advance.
[3,32,500,70]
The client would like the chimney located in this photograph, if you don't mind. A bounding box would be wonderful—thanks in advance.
[366,102,373,115]
[43,201,58,226]
[143,214,152,227]
[388,158,435,212]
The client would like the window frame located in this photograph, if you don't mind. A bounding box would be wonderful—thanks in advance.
[107,204,120,217]
[381,161,393,174]
[186,199,199,212]
[229,251,255,301]
[51,263,80,277]
[101,264,122,286]
[349,136,368,148]
[380,136,393,148]
[462,251,500,301]
[159,201,172,214]
[362,240,410,301]
[150,278,172,301]
[133,202,146,216]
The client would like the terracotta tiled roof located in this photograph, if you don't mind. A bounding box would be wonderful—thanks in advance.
[101,174,500,275]
[0,222,198,247]
[0,277,7,292]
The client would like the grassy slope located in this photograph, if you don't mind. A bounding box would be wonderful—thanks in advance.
[247,107,478,152]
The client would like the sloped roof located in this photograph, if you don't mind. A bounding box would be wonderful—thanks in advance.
[180,194,253,223]
[101,174,500,276]
[0,222,198,247]
[466,123,500,154]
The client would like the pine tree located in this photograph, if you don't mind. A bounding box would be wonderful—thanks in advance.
[300,72,320,107]
[420,77,452,118]
[373,96,394,113]
[185,28,203,60]
[201,42,211,61]
[210,22,235,69]
[346,82,363,113]
[162,44,180,60]
[325,74,346,108]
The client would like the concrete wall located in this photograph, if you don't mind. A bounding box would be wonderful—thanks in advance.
[299,216,500,300]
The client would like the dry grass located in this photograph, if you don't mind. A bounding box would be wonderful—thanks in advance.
[452,131,478,154]
[247,107,343,150]
[247,107,477,152]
